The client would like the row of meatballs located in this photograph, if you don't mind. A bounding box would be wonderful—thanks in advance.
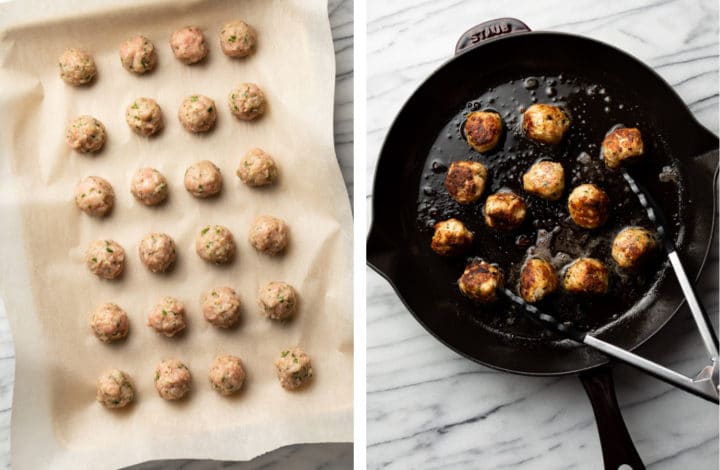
[97,348,313,409]
[66,86,266,155]
[91,283,298,341]
[60,20,258,87]
[75,152,277,217]
[86,220,288,281]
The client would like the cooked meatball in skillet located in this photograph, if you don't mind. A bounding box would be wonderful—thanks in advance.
[458,259,503,304]
[563,258,609,295]
[602,127,644,169]
[484,191,527,231]
[611,227,657,269]
[444,160,487,204]
[522,161,565,201]
[522,104,570,145]
[431,218,473,256]
[519,258,559,303]
[464,111,503,153]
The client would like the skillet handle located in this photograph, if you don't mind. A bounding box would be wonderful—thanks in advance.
[455,18,531,55]
[579,366,646,470]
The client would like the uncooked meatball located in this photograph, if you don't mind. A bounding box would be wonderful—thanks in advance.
[130,167,169,206]
[66,115,106,153]
[612,227,657,269]
[237,148,278,187]
[522,104,570,145]
[563,258,609,295]
[220,20,257,58]
[58,48,96,85]
[258,281,297,320]
[519,258,559,303]
[209,355,246,395]
[228,83,266,121]
[96,369,134,409]
[458,259,503,303]
[196,225,236,264]
[602,127,644,169]
[431,218,474,256]
[275,348,313,390]
[522,161,565,200]
[464,111,503,153]
[170,26,208,64]
[445,160,488,204]
[184,160,222,198]
[74,176,114,217]
[147,297,186,337]
[90,303,129,342]
[119,35,157,74]
[484,191,527,230]
[86,239,125,280]
[249,216,289,255]
[202,286,241,328]
[139,232,177,273]
[568,183,610,229]
[178,94,217,133]
[125,98,163,137]
[154,359,191,400]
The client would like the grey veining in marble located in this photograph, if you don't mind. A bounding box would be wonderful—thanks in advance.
[0,0,353,468]
[367,0,718,468]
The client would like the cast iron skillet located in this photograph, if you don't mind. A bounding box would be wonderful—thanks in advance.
[367,18,719,469]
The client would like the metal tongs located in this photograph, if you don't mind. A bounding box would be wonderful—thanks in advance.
[505,169,719,403]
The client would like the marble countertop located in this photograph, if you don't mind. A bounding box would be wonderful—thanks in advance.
[0,0,353,468]
[367,0,718,468]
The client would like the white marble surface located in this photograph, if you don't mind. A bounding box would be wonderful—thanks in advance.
[0,0,353,468]
[367,0,718,468]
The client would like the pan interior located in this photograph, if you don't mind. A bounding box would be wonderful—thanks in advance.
[416,72,684,342]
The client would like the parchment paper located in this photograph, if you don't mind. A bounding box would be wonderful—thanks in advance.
[0,0,353,468]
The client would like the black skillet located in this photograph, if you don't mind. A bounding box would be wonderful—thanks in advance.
[367,18,719,469]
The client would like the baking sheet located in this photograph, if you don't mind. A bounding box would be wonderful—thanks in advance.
[0,0,353,468]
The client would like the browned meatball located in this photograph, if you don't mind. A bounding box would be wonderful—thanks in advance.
[431,218,473,256]
[519,258,559,303]
[602,127,644,169]
[563,258,609,295]
[484,191,526,230]
[458,259,503,303]
[522,161,565,200]
[568,184,610,229]
[522,104,570,145]
[464,111,503,153]
[444,160,488,204]
[611,227,657,269]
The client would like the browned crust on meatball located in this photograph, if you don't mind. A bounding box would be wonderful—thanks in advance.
[431,218,474,256]
[519,258,559,303]
[611,227,656,269]
[444,160,488,204]
[464,111,503,153]
[568,184,610,229]
[563,258,609,295]
[484,192,527,230]
[522,161,565,200]
[458,260,504,303]
[602,128,644,169]
[522,104,570,145]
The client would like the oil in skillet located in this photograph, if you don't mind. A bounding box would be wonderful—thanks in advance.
[416,73,684,342]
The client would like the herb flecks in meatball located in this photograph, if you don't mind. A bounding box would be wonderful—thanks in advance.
[237,148,278,186]
[154,359,191,400]
[90,303,129,342]
[59,48,96,86]
[431,218,473,256]
[612,227,657,269]
[484,191,527,230]
[196,225,236,264]
[522,161,565,200]
[126,98,163,137]
[130,167,169,206]
[66,115,106,153]
[464,111,503,153]
[75,176,114,217]
[458,259,503,304]
[139,232,176,273]
[86,239,125,280]
[147,297,186,337]
[184,160,222,198]
[249,216,289,255]
[209,355,245,395]
[179,94,217,133]
[220,20,257,58]
[119,35,157,74]
[96,369,134,409]
[228,83,266,121]
[170,26,208,64]
[258,281,297,321]
[602,127,644,169]
[522,104,570,145]
[568,183,610,229]
[202,287,241,328]
[445,160,488,204]
[275,348,313,390]
[519,258,559,303]
[563,258,609,295]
